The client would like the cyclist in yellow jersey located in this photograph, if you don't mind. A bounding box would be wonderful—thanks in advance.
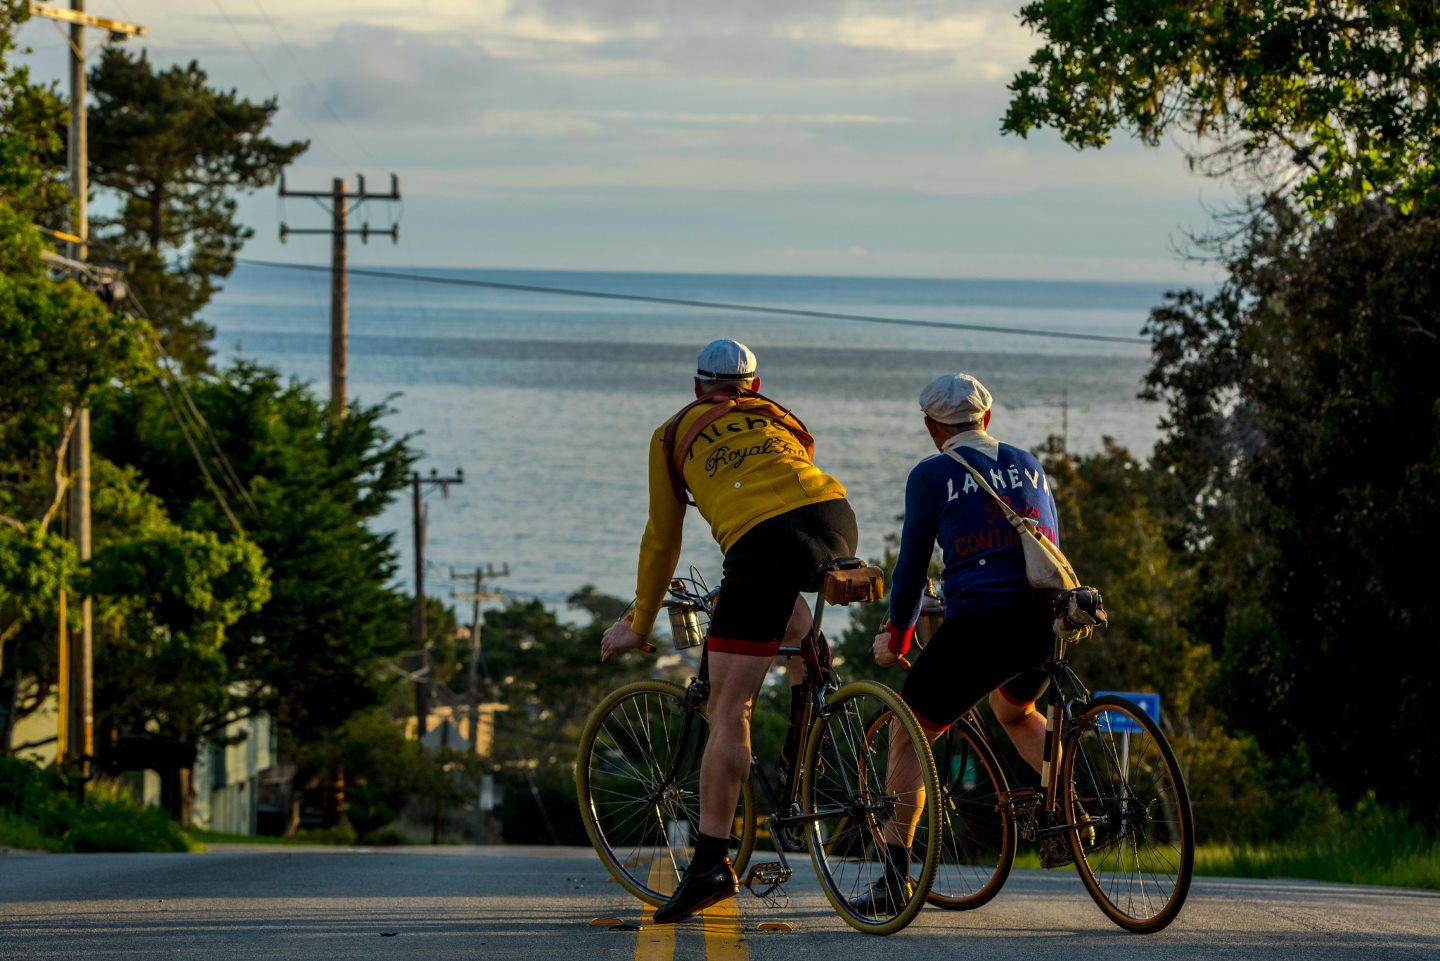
[601,339,857,923]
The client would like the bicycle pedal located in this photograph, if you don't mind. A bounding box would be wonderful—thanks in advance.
[743,861,792,898]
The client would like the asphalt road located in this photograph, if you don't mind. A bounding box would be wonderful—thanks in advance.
[1,845,1435,960]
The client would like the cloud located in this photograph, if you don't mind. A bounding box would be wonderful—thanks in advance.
[581,32,953,78]
[509,0,850,30]
[287,23,508,125]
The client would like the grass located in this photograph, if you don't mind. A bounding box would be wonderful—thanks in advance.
[1006,808,1440,889]
[183,826,364,849]
[183,828,316,849]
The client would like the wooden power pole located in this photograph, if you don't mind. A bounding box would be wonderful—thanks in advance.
[278,174,400,416]
[28,0,145,785]
[411,469,463,737]
[451,564,508,753]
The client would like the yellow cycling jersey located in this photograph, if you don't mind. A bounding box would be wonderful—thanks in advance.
[630,397,847,635]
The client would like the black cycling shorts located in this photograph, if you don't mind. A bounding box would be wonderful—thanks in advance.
[900,591,1053,732]
[707,498,858,656]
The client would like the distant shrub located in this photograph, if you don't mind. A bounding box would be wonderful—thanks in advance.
[295,825,357,846]
[0,758,191,853]
[0,811,49,851]
[360,827,411,846]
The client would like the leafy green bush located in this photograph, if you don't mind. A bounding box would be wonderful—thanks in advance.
[0,757,191,853]
[0,811,47,850]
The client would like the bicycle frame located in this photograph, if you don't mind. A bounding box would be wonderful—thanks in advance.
[641,582,889,886]
[942,629,1144,845]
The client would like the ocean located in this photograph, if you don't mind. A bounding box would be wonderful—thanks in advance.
[204,264,1172,633]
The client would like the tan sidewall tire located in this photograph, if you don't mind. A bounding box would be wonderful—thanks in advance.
[925,716,1016,910]
[801,679,941,935]
[1060,696,1194,934]
[575,678,756,906]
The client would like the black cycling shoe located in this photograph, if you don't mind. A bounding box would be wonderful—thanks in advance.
[848,876,916,917]
[651,857,739,924]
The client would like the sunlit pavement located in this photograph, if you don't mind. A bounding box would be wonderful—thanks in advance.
[0,845,1435,960]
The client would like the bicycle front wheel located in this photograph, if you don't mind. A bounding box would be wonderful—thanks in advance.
[919,715,1015,910]
[1061,695,1194,933]
[576,679,756,906]
[801,680,940,935]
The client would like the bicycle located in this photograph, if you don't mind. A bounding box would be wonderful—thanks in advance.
[575,557,943,935]
[889,583,1194,933]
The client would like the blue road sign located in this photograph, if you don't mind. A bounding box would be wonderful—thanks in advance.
[1093,691,1161,734]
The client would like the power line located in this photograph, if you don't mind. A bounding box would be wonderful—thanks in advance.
[248,0,383,168]
[235,259,1151,345]
[206,0,348,168]
[153,373,246,539]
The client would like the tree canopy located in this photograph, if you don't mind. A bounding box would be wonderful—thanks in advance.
[1003,1,1440,214]
[87,48,306,371]
[1141,199,1440,812]
[92,363,417,745]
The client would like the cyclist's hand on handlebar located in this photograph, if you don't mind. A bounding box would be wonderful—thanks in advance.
[872,632,900,668]
[601,618,651,662]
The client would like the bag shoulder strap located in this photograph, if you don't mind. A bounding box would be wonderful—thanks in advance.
[661,388,814,505]
[945,447,1080,586]
[942,447,1029,530]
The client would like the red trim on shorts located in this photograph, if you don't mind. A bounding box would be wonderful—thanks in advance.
[910,706,952,734]
[996,685,1036,708]
[707,635,782,657]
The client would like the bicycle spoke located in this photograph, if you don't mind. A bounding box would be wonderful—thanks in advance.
[1064,700,1192,932]
[803,682,939,933]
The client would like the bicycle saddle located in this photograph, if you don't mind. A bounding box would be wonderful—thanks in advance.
[809,556,885,605]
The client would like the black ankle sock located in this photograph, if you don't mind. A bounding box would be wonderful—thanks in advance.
[690,832,728,874]
[884,843,911,888]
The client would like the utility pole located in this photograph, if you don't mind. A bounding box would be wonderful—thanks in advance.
[411,469,463,737]
[28,1,145,787]
[278,174,400,416]
[451,564,509,754]
[1061,388,1069,452]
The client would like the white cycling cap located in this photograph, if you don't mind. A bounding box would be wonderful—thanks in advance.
[919,372,993,425]
[696,339,757,380]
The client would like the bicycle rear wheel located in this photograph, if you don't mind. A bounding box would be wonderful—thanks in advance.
[801,680,940,935]
[918,715,1015,910]
[576,679,756,906]
[1061,695,1194,933]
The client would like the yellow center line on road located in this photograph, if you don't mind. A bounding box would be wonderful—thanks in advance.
[636,859,675,961]
[631,857,749,961]
[700,891,747,961]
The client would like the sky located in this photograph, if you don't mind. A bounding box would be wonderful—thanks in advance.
[17,1,1232,282]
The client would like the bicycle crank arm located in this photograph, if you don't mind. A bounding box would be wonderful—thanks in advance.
[760,814,796,874]
[772,801,892,827]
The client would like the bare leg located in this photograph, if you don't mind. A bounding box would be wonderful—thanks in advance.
[777,595,811,686]
[883,687,1046,848]
[989,689,1046,774]
[698,650,773,838]
[881,718,943,846]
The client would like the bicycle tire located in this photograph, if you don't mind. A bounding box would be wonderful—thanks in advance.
[920,715,1016,910]
[576,679,756,906]
[1061,695,1194,933]
[800,680,940,935]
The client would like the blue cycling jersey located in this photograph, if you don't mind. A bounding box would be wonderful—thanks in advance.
[886,430,1060,646]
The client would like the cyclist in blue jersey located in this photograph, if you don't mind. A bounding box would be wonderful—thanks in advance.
[854,372,1063,914]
